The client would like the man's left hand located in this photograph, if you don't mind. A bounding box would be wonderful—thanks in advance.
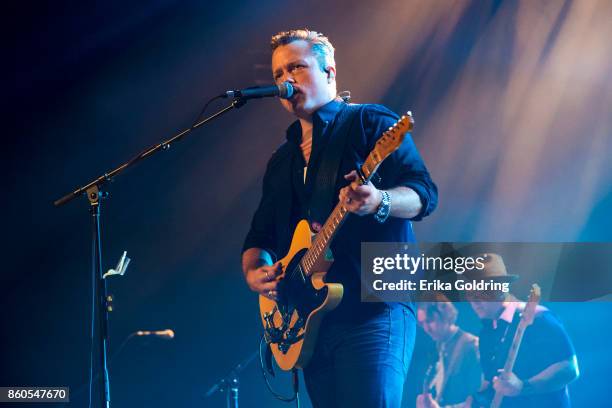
[339,170,382,216]
[492,371,523,396]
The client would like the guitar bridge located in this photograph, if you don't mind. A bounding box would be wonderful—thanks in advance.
[263,308,305,354]
[263,306,283,344]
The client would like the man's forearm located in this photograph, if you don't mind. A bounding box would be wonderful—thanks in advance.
[387,186,423,219]
[522,357,579,395]
[241,247,274,277]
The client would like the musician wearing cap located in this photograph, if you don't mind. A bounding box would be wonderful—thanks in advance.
[459,254,579,408]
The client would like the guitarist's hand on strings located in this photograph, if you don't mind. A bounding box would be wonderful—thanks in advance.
[492,370,523,396]
[246,261,282,301]
[339,170,383,216]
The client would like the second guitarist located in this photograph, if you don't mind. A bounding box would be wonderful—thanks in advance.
[464,254,578,408]
[241,29,438,408]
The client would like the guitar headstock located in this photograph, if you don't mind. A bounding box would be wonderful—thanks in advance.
[522,284,541,327]
[373,111,414,159]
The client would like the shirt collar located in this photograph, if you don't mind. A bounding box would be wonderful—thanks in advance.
[438,327,461,351]
[490,300,526,329]
[285,99,345,144]
[498,301,519,324]
[315,99,344,124]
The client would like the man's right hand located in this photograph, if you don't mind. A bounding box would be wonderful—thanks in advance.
[246,262,283,300]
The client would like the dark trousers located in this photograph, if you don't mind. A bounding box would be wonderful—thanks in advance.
[303,304,415,408]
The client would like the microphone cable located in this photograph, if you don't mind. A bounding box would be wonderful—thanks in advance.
[83,332,137,407]
[79,331,171,406]
[189,94,226,130]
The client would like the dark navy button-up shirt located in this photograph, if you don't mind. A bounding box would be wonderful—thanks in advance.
[243,100,438,319]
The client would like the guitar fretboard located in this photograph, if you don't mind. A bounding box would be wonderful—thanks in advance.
[298,113,413,276]
[299,155,379,275]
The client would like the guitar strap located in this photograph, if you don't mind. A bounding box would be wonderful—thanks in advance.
[308,103,362,224]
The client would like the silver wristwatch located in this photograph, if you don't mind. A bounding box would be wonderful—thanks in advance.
[374,190,391,223]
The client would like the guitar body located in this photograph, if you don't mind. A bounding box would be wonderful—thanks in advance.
[259,220,343,370]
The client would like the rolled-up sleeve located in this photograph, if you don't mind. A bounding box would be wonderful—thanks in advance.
[362,105,438,221]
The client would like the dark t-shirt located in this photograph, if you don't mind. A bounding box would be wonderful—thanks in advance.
[243,100,438,320]
[479,307,576,407]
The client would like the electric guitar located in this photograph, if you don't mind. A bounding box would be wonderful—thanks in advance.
[472,284,542,408]
[490,284,541,408]
[260,112,414,370]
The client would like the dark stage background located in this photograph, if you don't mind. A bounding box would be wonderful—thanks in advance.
[3,1,611,407]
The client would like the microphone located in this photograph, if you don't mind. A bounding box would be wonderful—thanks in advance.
[136,329,175,339]
[224,82,294,100]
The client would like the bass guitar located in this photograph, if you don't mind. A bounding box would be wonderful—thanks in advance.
[472,284,542,408]
[490,284,541,408]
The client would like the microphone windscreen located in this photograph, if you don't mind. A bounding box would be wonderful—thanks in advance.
[278,82,294,99]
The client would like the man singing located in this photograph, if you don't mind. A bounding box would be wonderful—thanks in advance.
[241,29,437,407]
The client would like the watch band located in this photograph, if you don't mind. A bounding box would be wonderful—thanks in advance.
[374,190,391,223]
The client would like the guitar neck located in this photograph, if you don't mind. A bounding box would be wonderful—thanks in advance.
[491,286,540,408]
[298,112,413,276]
[300,157,378,275]
[503,323,527,373]
[490,324,527,408]
[301,202,349,276]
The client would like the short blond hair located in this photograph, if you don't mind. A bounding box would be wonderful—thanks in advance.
[270,29,335,72]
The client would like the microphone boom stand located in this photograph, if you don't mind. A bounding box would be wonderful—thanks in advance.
[54,97,247,408]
